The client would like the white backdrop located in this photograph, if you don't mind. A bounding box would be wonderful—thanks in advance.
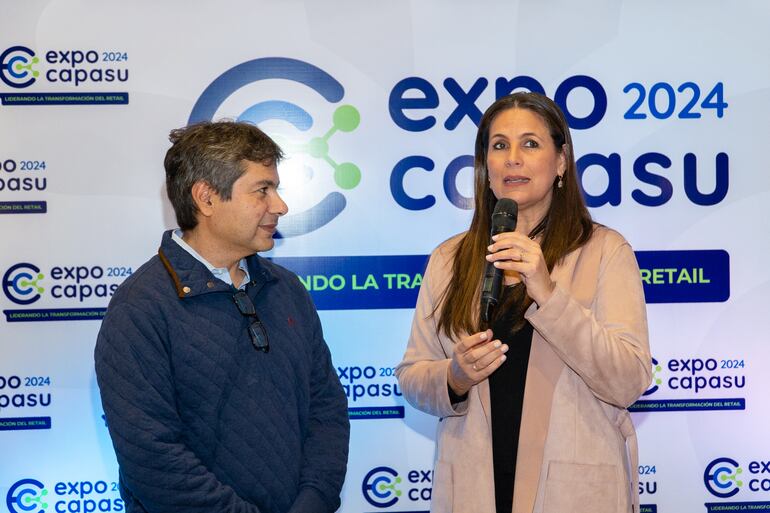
[2,1,770,512]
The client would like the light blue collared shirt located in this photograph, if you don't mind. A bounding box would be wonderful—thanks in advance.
[172,229,250,289]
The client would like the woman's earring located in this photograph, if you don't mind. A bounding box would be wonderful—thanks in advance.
[557,175,564,189]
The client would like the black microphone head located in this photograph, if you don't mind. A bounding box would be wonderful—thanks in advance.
[490,198,518,236]
[481,198,518,323]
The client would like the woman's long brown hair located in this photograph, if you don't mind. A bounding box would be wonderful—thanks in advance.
[435,92,594,339]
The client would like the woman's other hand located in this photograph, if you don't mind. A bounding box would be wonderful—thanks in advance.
[447,329,508,396]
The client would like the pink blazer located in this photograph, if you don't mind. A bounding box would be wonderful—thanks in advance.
[396,226,651,513]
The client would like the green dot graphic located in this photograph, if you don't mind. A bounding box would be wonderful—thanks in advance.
[277,104,361,193]
[333,105,360,132]
[307,137,329,158]
[335,162,361,189]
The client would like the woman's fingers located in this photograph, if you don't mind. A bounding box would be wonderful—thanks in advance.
[466,339,508,367]
[469,342,508,373]
[455,329,492,353]
[448,329,507,396]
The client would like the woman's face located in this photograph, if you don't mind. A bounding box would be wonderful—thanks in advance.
[485,107,565,220]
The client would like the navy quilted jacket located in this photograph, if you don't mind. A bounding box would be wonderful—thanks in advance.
[95,231,349,513]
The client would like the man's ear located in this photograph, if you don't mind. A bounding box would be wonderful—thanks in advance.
[190,181,216,218]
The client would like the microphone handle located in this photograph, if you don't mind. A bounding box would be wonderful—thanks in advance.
[480,198,518,325]
[480,260,503,324]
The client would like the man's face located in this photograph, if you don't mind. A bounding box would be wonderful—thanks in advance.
[208,160,288,257]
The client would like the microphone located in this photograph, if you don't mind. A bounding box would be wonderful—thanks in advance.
[480,198,518,324]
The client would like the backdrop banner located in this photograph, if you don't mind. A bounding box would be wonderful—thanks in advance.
[2,1,769,512]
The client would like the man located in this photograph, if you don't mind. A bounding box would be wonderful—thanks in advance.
[95,121,349,513]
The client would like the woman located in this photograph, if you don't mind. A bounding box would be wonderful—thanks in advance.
[396,92,651,513]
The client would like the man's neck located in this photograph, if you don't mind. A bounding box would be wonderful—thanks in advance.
[181,228,246,286]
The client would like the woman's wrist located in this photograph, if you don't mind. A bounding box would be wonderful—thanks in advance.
[447,366,470,397]
[532,280,556,307]
[447,381,469,404]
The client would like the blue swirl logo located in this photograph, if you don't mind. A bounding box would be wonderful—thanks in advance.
[642,357,663,396]
[704,457,743,498]
[189,57,361,237]
[6,479,48,513]
[2,263,45,305]
[0,46,39,88]
[362,466,402,508]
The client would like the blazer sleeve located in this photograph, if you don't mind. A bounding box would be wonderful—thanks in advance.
[525,233,652,408]
[396,245,469,419]
[95,302,262,513]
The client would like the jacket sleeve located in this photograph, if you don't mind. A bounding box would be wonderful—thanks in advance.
[525,235,652,408]
[287,290,350,513]
[94,302,262,513]
[396,246,469,419]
